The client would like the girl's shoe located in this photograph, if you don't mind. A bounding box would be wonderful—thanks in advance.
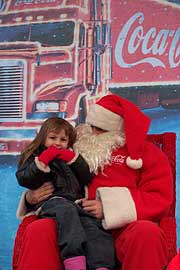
[64,255,86,270]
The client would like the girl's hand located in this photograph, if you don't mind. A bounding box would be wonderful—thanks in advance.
[38,146,62,165]
[58,149,76,163]
[26,182,54,205]
[82,199,104,219]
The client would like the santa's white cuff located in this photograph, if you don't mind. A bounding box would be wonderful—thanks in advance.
[96,187,137,230]
[16,191,36,220]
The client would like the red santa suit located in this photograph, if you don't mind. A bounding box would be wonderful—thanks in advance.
[13,94,173,270]
[74,94,173,269]
[167,249,180,270]
[87,139,172,228]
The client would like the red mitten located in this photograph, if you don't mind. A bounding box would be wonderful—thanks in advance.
[38,146,61,165]
[58,149,76,163]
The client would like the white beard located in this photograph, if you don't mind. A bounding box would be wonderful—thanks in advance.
[74,124,125,174]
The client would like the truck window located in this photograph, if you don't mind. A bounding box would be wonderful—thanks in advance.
[31,21,75,46]
[0,25,29,42]
[0,21,75,46]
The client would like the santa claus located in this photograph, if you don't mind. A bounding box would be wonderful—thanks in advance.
[13,94,173,270]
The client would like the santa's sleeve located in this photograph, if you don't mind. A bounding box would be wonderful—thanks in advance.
[96,143,173,230]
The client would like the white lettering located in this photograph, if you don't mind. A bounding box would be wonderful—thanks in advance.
[128,25,143,54]
[141,27,156,54]
[169,28,180,68]
[115,12,180,69]
[111,155,126,164]
[151,30,169,55]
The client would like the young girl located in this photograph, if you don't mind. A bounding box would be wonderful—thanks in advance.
[16,117,115,270]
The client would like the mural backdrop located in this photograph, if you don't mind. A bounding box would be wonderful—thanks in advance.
[0,0,180,269]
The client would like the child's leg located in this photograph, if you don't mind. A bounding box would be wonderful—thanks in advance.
[40,198,87,270]
[80,215,115,270]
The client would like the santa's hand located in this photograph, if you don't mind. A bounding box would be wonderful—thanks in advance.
[26,182,54,205]
[82,199,103,219]
[57,149,76,163]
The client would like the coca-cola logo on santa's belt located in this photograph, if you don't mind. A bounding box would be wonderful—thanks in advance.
[111,155,126,165]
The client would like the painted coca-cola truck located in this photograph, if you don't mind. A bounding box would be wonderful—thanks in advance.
[0,0,111,154]
[0,0,180,154]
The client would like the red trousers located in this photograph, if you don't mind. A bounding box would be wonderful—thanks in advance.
[13,215,168,270]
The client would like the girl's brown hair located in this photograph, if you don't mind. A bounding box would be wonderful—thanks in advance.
[19,117,76,165]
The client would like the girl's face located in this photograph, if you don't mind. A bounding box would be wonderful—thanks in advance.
[44,129,69,149]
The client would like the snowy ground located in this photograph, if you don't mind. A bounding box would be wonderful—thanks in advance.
[0,106,180,270]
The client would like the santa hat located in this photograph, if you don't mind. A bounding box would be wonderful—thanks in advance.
[86,94,151,169]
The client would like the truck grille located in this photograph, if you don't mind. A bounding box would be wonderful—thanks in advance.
[0,60,25,122]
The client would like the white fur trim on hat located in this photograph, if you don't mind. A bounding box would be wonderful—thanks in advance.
[126,156,143,169]
[86,104,124,132]
[96,187,137,230]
